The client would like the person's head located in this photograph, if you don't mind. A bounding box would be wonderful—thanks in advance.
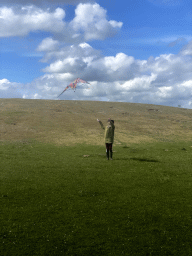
[107,118,114,124]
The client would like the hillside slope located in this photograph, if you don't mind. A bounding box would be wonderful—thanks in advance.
[1,99,192,145]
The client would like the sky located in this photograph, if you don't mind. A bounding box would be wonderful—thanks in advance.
[1,0,192,108]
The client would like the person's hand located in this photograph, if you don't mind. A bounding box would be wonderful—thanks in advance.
[97,119,100,122]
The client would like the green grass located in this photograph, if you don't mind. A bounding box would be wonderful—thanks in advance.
[1,140,192,255]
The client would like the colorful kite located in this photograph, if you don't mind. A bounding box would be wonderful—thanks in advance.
[57,78,90,98]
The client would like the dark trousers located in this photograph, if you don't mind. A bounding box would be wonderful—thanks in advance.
[105,143,113,159]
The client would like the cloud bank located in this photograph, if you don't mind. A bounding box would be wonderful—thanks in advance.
[1,2,192,108]
[2,40,192,108]
[0,4,122,42]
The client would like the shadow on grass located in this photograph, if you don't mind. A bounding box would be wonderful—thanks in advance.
[112,157,130,161]
[78,154,159,162]
[113,157,159,162]
[130,157,159,163]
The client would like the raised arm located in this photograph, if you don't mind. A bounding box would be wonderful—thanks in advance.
[97,119,105,129]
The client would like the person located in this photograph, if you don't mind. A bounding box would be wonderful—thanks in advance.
[97,118,115,160]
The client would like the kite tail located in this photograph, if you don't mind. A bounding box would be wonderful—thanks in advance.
[57,87,68,97]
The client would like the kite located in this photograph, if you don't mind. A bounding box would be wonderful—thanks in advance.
[57,78,90,98]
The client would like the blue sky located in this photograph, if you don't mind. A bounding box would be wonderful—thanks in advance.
[1,0,192,108]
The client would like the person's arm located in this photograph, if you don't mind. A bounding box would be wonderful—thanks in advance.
[97,119,105,129]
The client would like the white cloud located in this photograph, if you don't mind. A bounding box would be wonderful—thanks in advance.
[69,3,123,41]
[43,57,80,73]
[40,45,139,85]
[103,53,134,72]
[121,73,157,92]
[0,79,10,90]
[181,80,192,88]
[30,38,192,107]
[79,42,92,49]
[0,79,24,98]
[0,3,123,44]
[38,41,100,70]
[37,37,59,52]
[156,86,173,99]
[180,40,192,56]
[40,42,100,74]
[0,6,66,37]
[3,39,192,108]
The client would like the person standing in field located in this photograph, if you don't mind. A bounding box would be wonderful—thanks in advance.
[97,118,115,160]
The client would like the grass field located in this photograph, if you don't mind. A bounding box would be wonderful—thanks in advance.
[1,99,192,255]
[1,98,192,145]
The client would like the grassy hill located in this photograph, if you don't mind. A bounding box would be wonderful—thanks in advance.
[2,99,192,255]
[1,98,192,145]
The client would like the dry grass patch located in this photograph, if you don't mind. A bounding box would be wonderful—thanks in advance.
[1,98,192,145]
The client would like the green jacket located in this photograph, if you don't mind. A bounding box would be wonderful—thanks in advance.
[99,121,115,144]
